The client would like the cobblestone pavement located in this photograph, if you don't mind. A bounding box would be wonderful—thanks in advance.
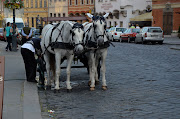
[39,41,180,119]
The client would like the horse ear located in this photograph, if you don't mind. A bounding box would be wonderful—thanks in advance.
[87,13,93,19]
[103,13,109,18]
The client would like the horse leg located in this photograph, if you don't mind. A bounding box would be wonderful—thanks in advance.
[43,52,51,89]
[66,54,74,92]
[101,50,108,90]
[94,55,100,85]
[54,51,61,92]
[89,52,96,91]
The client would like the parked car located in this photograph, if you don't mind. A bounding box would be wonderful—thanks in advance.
[109,27,127,41]
[135,27,164,44]
[0,28,5,41]
[106,29,113,41]
[120,28,140,43]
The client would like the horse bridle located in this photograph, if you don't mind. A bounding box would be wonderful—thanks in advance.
[92,16,107,42]
[70,23,85,47]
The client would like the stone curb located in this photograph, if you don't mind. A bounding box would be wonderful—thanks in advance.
[23,81,42,119]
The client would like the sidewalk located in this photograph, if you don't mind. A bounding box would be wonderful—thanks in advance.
[0,36,180,119]
[0,41,42,119]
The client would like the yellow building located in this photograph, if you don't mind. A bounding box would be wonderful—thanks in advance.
[24,0,48,28]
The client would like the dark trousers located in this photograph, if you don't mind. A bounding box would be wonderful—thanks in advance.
[6,36,12,51]
[21,48,37,82]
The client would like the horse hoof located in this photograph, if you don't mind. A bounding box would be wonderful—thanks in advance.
[67,89,72,93]
[88,81,91,86]
[90,87,95,91]
[45,85,51,90]
[54,89,60,93]
[102,86,107,91]
[95,81,100,85]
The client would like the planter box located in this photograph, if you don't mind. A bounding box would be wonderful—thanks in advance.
[171,33,178,37]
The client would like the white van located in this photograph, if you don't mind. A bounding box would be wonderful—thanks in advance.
[3,18,24,33]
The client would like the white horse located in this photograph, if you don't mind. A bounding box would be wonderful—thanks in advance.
[41,21,85,92]
[83,13,110,91]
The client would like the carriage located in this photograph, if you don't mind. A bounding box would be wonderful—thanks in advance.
[38,13,113,92]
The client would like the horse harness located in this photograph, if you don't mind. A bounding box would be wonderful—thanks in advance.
[43,22,84,55]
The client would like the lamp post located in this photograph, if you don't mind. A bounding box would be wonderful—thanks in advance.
[4,0,24,51]
[12,8,17,51]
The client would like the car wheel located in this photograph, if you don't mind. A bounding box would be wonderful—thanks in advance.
[120,37,123,43]
[135,38,138,44]
[158,41,163,45]
[128,37,130,43]
[142,38,146,44]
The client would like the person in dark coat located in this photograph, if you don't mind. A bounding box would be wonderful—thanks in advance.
[21,24,33,45]
[21,38,41,82]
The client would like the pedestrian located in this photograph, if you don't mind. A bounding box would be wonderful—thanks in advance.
[21,23,32,45]
[136,24,140,29]
[4,22,12,51]
[130,23,135,28]
[21,38,42,83]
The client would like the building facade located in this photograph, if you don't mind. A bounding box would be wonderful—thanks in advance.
[68,0,94,23]
[24,0,48,28]
[152,0,180,35]
[95,0,152,28]
[48,0,68,20]
[0,0,4,27]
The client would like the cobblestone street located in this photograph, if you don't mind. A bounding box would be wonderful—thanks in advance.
[39,40,180,119]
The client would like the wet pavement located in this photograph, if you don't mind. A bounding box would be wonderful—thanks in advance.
[39,39,180,119]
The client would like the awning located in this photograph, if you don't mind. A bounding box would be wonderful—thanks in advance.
[43,16,87,22]
[130,12,152,21]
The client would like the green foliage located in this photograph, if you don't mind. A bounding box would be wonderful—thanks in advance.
[4,0,24,10]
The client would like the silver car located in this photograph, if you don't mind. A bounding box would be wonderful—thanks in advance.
[109,27,127,41]
[135,27,164,44]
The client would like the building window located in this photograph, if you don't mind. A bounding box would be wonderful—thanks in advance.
[120,21,123,27]
[31,0,33,8]
[35,0,38,8]
[27,17,29,26]
[69,0,72,5]
[40,0,42,7]
[75,0,78,5]
[63,13,65,17]
[86,0,89,4]
[54,0,57,2]
[44,0,47,7]
[114,21,117,27]
[59,0,61,1]
[81,0,84,4]
[98,0,103,2]
[26,0,29,7]
[63,0,66,1]
[58,13,61,17]
[50,13,52,17]
[54,13,56,17]
[32,17,34,27]
[91,0,94,4]
[109,21,111,27]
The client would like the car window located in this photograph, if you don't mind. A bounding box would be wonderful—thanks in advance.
[0,29,3,32]
[124,29,129,33]
[142,28,148,33]
[148,28,162,33]
[116,28,125,32]
[132,29,140,33]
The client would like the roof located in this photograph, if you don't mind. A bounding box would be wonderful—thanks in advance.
[43,16,88,22]
[130,12,152,21]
